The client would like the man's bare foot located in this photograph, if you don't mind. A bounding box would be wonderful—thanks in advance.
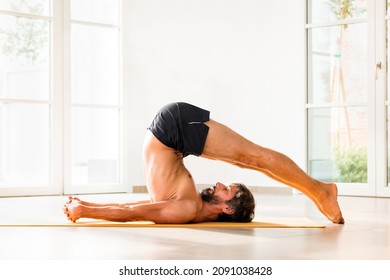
[63,196,84,222]
[316,183,345,224]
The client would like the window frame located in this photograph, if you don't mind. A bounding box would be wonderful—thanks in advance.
[64,0,128,195]
[0,2,60,196]
[0,0,128,196]
[305,0,390,197]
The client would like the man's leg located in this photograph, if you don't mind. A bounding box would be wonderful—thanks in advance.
[201,120,344,224]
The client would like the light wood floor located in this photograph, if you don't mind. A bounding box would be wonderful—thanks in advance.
[0,192,389,260]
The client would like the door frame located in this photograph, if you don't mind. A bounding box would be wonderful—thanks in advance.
[305,0,390,197]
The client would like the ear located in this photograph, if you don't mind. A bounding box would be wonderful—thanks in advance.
[222,206,234,215]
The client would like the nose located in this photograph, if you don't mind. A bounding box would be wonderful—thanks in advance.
[216,182,226,189]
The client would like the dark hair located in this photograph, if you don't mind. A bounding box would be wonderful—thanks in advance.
[216,183,255,223]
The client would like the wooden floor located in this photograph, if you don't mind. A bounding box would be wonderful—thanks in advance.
[0,192,389,260]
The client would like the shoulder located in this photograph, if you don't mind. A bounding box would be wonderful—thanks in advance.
[163,199,199,223]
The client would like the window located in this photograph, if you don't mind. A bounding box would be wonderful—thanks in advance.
[307,0,390,197]
[0,0,52,189]
[0,0,125,196]
[67,0,123,193]
[307,0,368,184]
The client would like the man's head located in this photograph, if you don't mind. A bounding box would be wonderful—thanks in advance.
[201,182,255,222]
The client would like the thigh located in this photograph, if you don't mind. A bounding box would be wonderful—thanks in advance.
[202,119,260,163]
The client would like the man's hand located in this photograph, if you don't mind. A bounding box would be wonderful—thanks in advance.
[63,196,83,222]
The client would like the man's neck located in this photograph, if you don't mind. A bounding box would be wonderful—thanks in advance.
[193,201,220,223]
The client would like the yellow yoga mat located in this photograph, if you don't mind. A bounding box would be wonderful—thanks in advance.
[0,217,325,228]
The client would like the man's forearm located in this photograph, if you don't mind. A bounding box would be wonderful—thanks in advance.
[80,205,136,222]
[78,199,151,208]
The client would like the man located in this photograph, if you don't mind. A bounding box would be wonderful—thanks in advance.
[64,102,344,224]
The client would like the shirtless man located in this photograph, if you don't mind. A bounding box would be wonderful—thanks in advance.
[64,102,344,224]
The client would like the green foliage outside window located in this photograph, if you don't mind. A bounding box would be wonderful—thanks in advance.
[0,0,48,65]
[333,145,367,183]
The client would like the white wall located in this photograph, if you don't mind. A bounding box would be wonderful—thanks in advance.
[123,0,306,188]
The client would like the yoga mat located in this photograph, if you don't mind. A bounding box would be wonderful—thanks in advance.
[0,217,325,228]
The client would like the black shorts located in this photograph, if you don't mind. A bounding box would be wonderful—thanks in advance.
[148,102,210,157]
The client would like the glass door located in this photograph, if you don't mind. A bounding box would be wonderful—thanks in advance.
[64,0,127,194]
[0,0,128,196]
[383,0,390,196]
[0,0,61,196]
[306,0,376,196]
[307,0,390,197]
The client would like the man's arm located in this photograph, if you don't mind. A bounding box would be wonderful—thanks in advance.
[66,196,151,208]
[64,199,198,224]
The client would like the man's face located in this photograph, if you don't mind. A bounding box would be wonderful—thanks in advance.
[200,182,238,204]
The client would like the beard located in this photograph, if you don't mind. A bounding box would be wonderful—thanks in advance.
[200,186,219,204]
